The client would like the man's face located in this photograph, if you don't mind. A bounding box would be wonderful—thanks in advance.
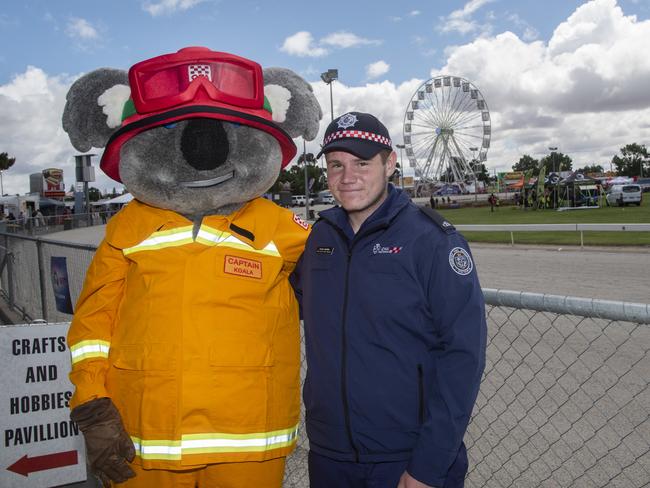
[325,150,396,217]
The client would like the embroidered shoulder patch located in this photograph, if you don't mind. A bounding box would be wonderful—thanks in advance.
[293,214,309,230]
[448,247,473,276]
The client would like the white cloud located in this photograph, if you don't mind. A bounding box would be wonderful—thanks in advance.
[321,32,381,48]
[280,31,328,57]
[366,61,390,79]
[280,30,381,57]
[507,13,539,41]
[65,18,98,40]
[439,0,496,34]
[432,0,650,171]
[410,10,421,17]
[143,0,204,16]
[0,68,120,195]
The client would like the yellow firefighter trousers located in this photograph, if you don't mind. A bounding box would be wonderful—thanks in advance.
[114,457,286,488]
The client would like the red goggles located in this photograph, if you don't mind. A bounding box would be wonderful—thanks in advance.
[128,47,266,115]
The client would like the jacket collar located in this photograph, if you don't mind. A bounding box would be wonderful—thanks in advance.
[111,198,276,251]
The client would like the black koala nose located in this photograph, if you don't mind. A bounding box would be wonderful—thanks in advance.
[180,119,229,171]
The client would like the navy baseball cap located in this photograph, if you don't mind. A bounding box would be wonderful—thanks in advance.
[316,112,393,160]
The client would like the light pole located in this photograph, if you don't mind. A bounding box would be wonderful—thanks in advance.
[320,69,338,121]
[395,144,405,190]
[548,146,558,208]
[469,147,479,200]
[301,140,315,221]
[636,157,648,178]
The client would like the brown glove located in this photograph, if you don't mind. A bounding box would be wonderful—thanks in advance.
[71,397,136,487]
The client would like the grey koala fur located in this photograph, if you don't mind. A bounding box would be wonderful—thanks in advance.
[63,68,129,152]
[62,62,321,223]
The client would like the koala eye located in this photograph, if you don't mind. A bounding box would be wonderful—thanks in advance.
[163,122,178,129]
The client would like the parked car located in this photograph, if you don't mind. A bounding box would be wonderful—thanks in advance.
[606,184,642,206]
[291,195,306,206]
[314,190,335,205]
[291,195,315,206]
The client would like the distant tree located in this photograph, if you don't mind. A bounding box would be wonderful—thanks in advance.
[576,164,604,174]
[0,152,16,195]
[0,152,16,172]
[539,152,572,174]
[611,143,648,177]
[88,187,102,202]
[270,155,326,195]
[512,155,539,175]
[270,169,294,194]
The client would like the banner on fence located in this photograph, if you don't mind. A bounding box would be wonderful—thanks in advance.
[0,322,86,487]
[50,257,73,315]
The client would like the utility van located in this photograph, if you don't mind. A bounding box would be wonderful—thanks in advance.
[606,184,642,206]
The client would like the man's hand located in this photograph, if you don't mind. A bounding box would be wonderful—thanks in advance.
[397,471,434,488]
[70,397,136,487]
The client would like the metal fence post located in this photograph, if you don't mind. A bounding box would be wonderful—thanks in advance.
[4,234,15,306]
[36,239,49,322]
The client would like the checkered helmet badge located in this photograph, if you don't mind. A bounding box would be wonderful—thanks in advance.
[188,64,212,82]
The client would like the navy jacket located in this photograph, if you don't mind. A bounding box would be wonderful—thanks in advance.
[292,187,487,487]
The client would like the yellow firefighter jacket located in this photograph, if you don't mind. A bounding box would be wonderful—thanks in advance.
[68,198,310,469]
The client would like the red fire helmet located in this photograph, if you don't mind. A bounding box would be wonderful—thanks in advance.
[100,47,297,182]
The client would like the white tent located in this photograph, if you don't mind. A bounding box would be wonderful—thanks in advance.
[92,193,134,206]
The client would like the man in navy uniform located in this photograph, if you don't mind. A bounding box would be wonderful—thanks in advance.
[292,112,487,488]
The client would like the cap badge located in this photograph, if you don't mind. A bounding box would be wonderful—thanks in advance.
[337,113,358,129]
[188,64,212,82]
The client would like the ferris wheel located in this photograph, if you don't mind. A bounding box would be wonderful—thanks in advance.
[403,75,491,195]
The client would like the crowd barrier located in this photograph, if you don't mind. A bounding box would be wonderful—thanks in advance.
[1,233,648,488]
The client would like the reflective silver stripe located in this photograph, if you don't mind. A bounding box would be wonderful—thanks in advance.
[123,226,194,255]
[124,224,281,257]
[69,340,110,365]
[130,425,298,460]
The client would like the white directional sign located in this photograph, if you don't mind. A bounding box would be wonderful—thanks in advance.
[1,322,87,487]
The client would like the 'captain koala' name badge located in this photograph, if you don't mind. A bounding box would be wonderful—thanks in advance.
[224,255,262,279]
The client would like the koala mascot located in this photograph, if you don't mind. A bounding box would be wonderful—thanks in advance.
[63,47,321,488]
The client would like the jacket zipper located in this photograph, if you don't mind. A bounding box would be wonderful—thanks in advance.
[341,248,360,462]
[417,364,424,425]
[331,221,390,464]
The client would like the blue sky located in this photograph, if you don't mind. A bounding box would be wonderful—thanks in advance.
[1,0,650,194]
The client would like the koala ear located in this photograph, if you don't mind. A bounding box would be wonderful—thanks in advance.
[263,68,323,141]
[62,68,129,152]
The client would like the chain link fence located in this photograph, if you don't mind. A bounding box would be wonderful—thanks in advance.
[1,232,649,488]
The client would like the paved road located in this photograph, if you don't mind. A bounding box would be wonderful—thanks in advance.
[470,243,650,303]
